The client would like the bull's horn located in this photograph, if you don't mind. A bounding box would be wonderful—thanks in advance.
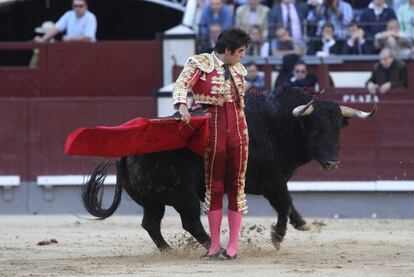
[340,104,377,119]
[292,100,314,117]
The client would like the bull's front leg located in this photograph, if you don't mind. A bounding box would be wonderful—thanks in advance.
[264,180,291,251]
[289,201,311,231]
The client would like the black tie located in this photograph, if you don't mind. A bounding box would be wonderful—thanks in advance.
[285,4,292,36]
[352,39,360,54]
[223,64,230,80]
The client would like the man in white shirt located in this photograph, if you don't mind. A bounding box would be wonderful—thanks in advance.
[35,0,97,43]
[268,0,308,41]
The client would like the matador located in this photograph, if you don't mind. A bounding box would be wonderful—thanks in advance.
[172,28,251,260]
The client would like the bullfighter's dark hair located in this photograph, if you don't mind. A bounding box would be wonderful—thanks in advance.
[214,28,251,54]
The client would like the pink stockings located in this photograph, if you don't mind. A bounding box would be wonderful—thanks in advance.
[208,209,242,257]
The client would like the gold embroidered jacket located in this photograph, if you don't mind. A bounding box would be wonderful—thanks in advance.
[172,53,247,108]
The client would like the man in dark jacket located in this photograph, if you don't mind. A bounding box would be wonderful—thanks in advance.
[342,22,373,54]
[307,23,343,55]
[360,0,396,38]
[366,48,407,94]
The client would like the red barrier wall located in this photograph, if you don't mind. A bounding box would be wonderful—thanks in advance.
[0,97,156,180]
[0,99,30,177]
[46,42,162,97]
[0,42,161,180]
[0,41,162,97]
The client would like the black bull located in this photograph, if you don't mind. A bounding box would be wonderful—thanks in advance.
[81,86,376,251]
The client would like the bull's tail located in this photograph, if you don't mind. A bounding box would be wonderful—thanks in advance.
[81,161,123,219]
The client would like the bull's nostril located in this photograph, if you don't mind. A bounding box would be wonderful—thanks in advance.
[324,161,340,170]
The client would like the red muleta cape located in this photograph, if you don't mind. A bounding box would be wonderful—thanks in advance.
[64,116,209,158]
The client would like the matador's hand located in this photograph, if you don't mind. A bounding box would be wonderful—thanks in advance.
[179,104,191,124]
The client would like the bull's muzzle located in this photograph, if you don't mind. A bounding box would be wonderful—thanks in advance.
[323,161,340,171]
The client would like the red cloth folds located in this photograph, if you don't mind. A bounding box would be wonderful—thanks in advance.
[64,116,209,157]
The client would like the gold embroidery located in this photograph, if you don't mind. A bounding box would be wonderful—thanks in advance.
[194,94,225,106]
[232,62,247,76]
[172,59,199,108]
[211,85,224,95]
[211,75,224,84]
[189,53,214,73]
[233,103,248,212]
[203,106,218,211]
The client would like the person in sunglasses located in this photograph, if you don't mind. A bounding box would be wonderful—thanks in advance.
[35,0,97,43]
[285,61,318,93]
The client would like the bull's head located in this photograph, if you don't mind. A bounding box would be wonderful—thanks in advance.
[292,100,376,171]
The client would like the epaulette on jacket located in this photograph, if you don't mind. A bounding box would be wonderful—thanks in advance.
[188,53,214,73]
[232,62,247,76]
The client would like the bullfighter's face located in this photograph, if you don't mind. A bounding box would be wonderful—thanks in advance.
[225,46,246,65]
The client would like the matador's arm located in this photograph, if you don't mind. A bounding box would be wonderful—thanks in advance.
[172,59,201,109]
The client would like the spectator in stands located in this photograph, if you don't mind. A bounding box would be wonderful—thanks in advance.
[360,0,397,39]
[268,0,308,41]
[197,24,222,53]
[285,61,318,92]
[271,26,304,56]
[245,62,266,91]
[235,0,270,39]
[34,0,97,43]
[343,0,371,20]
[307,23,343,56]
[393,0,407,12]
[246,25,270,57]
[342,21,373,54]
[375,19,412,56]
[199,0,234,37]
[397,0,414,39]
[366,48,407,94]
[306,0,353,40]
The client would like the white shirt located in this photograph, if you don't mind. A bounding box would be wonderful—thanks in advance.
[248,10,257,26]
[55,10,97,41]
[281,3,302,41]
[212,51,224,66]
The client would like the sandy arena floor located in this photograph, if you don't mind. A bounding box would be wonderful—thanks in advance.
[0,215,413,276]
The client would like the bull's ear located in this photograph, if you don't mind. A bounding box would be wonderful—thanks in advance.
[342,117,350,127]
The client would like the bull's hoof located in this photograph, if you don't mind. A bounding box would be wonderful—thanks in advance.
[271,238,281,251]
[294,223,311,231]
[270,228,284,251]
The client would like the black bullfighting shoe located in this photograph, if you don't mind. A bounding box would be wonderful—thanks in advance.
[218,251,237,260]
[200,248,224,260]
